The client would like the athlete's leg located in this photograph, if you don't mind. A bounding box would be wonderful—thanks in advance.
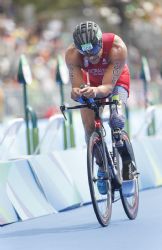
[80,108,95,143]
[80,107,104,165]
[81,106,104,139]
[109,86,137,180]
[109,85,128,131]
[81,107,108,194]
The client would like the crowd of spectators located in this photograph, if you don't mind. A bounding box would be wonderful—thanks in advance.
[0,4,162,121]
[0,14,69,120]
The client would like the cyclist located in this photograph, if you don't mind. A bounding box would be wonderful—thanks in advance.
[65,21,136,194]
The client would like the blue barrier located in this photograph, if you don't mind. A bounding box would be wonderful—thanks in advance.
[0,137,162,225]
[0,162,19,225]
[132,137,162,189]
[28,153,82,211]
[0,159,56,225]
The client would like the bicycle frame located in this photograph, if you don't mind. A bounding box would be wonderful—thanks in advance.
[60,98,139,225]
[60,98,120,185]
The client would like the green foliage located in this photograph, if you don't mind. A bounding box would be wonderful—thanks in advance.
[13,0,143,14]
[14,0,86,12]
[14,0,138,11]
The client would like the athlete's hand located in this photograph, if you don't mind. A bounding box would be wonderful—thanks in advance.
[71,88,82,100]
[80,86,97,98]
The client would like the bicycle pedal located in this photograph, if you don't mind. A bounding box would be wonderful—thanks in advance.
[113,197,121,203]
[98,175,108,181]
[134,171,140,177]
[112,190,120,203]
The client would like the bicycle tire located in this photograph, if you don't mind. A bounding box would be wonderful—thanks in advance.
[119,132,139,219]
[87,131,112,226]
[120,177,139,219]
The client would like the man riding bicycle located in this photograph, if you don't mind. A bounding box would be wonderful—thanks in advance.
[65,21,136,193]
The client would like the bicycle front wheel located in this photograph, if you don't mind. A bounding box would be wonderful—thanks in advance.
[87,131,112,227]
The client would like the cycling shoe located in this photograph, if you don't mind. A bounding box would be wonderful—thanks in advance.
[97,169,108,195]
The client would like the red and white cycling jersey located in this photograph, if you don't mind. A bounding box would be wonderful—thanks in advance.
[81,33,130,93]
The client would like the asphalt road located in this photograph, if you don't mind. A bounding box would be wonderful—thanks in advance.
[0,187,162,250]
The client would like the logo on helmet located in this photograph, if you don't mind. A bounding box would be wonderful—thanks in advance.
[81,43,93,52]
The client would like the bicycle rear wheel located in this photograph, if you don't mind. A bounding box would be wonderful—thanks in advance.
[87,131,112,227]
[119,134,139,219]
[120,176,139,219]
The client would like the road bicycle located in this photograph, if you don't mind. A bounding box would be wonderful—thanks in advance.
[60,96,139,227]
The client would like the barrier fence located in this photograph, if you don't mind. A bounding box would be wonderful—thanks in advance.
[0,137,162,225]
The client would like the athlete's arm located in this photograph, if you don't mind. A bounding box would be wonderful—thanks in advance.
[95,35,127,98]
[79,35,127,99]
[65,45,85,100]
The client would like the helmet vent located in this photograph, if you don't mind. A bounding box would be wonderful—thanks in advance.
[73,21,102,50]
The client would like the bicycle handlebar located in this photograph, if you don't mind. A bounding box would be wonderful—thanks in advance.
[60,98,119,120]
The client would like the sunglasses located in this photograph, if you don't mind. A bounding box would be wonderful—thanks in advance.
[78,44,102,56]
